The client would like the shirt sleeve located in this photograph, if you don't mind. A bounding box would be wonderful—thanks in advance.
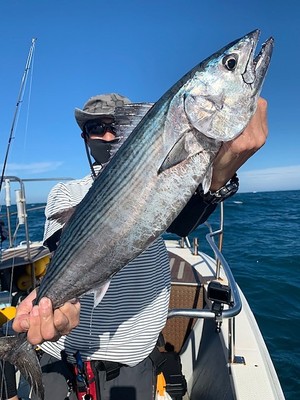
[43,182,73,244]
[166,191,218,237]
[43,177,93,249]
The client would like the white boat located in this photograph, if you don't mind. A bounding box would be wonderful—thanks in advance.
[0,176,285,399]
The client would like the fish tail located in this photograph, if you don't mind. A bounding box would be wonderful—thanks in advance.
[0,333,44,399]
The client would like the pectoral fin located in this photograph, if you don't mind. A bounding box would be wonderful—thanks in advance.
[158,131,204,174]
[158,135,190,174]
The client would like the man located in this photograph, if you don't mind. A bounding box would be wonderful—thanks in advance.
[13,94,268,400]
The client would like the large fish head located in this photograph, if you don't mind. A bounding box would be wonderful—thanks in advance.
[184,29,274,141]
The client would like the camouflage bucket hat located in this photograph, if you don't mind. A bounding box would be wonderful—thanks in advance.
[75,93,131,130]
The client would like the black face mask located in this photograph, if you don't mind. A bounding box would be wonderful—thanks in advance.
[88,138,120,165]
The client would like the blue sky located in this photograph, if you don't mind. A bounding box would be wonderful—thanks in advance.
[0,0,299,203]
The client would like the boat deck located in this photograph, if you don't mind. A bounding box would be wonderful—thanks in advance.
[0,243,50,270]
[163,250,204,353]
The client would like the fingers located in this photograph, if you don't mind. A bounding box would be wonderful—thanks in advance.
[229,97,268,153]
[12,289,37,333]
[53,300,81,336]
[29,298,80,345]
[27,301,56,345]
[13,294,81,345]
[257,97,268,139]
[210,97,268,191]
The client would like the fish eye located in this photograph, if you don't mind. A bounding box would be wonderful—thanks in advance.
[222,54,238,71]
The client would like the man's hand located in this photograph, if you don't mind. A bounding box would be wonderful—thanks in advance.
[12,289,80,345]
[210,97,268,191]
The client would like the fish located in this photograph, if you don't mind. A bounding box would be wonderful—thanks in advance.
[0,29,273,399]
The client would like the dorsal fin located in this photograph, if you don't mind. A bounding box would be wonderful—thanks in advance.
[108,103,154,159]
[49,207,76,225]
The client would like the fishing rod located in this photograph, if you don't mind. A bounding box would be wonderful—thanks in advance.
[0,38,37,193]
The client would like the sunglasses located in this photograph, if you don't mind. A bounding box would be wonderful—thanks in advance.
[84,120,117,137]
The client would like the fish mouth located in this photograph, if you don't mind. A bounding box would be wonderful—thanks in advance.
[242,29,274,92]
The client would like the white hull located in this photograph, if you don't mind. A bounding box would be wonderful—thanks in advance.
[164,238,285,399]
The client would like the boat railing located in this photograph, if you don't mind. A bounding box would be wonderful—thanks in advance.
[0,176,73,253]
[167,202,242,363]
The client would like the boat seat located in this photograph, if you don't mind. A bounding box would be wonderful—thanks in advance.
[161,251,204,353]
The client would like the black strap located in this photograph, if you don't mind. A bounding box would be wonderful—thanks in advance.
[94,360,124,381]
[148,346,167,374]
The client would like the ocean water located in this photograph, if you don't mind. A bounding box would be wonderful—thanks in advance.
[1,190,299,399]
[190,190,300,400]
[224,191,300,400]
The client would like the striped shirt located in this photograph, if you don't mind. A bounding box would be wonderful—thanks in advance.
[41,169,171,366]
